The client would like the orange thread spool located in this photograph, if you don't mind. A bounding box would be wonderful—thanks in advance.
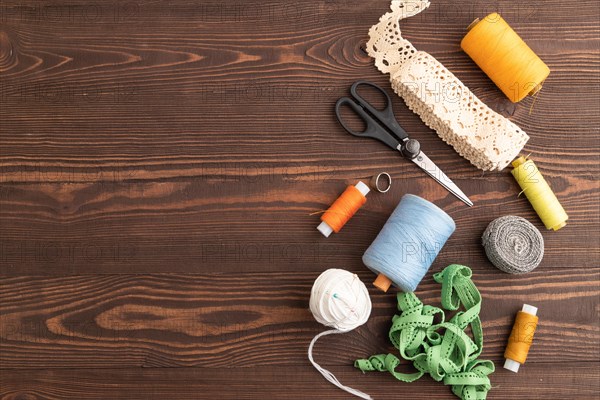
[461,13,550,103]
[504,304,539,373]
[317,182,369,237]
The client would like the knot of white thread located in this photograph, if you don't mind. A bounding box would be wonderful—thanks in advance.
[308,269,373,399]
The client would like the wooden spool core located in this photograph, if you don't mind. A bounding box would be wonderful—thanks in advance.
[512,156,527,168]
[373,274,392,292]
[466,18,481,32]
[529,83,544,96]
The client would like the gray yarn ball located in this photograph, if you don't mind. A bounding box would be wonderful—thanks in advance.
[482,216,544,274]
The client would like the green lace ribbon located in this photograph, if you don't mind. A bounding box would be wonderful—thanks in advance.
[355,264,495,399]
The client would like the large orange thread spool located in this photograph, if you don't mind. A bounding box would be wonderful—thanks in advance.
[461,13,550,103]
[317,182,369,237]
[504,304,539,373]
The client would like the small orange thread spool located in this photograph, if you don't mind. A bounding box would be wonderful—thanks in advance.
[504,304,538,373]
[317,182,369,237]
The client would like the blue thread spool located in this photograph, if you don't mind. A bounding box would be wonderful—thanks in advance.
[363,194,456,292]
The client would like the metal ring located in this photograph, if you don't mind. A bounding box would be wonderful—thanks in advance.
[370,172,391,193]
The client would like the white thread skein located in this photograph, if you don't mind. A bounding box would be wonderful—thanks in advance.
[308,269,373,399]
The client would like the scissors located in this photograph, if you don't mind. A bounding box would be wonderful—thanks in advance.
[335,80,473,207]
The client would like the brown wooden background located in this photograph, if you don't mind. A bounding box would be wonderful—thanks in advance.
[1,0,599,399]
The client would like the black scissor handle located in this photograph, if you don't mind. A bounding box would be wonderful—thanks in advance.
[335,97,401,150]
[350,81,409,142]
[350,81,394,118]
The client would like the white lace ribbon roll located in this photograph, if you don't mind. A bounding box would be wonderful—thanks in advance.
[367,1,529,171]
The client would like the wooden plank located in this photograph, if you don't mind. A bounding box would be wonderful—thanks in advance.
[1,1,598,175]
[0,176,597,274]
[1,56,598,169]
[1,0,598,398]
[1,270,598,368]
[1,364,599,400]
[1,0,597,278]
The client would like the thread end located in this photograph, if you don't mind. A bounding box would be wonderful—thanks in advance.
[466,18,480,32]
[355,181,370,197]
[373,274,392,292]
[522,304,538,316]
[511,156,528,168]
[503,358,520,373]
[529,83,544,96]
[317,221,333,237]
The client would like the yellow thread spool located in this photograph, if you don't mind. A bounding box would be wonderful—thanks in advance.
[504,304,538,373]
[461,13,550,103]
[511,156,568,231]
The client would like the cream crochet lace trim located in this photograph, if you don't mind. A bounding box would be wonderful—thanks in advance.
[367,1,528,171]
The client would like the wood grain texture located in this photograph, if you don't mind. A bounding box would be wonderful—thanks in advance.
[1,0,599,398]
[1,270,599,369]
[1,366,599,400]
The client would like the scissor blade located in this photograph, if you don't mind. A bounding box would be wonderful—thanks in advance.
[409,151,473,207]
